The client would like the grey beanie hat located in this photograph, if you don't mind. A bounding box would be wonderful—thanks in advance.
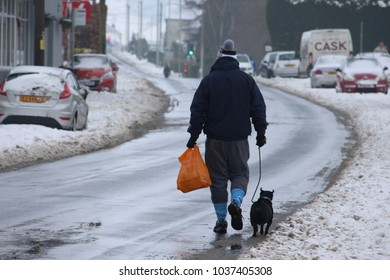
[220,39,236,55]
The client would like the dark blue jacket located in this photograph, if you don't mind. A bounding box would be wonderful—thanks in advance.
[188,57,268,141]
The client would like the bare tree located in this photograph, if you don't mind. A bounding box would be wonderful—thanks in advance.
[202,0,271,75]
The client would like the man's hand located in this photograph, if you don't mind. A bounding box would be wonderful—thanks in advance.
[256,135,266,147]
[186,135,198,148]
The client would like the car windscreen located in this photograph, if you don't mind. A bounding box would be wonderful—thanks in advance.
[6,73,63,94]
[7,72,38,82]
[347,59,379,69]
[279,53,296,60]
[237,55,250,63]
[317,56,346,65]
[73,56,109,68]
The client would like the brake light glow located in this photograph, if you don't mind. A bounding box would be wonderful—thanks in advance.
[0,81,6,96]
[60,83,72,99]
[314,70,323,75]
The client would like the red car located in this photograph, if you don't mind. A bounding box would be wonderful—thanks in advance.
[336,57,388,94]
[73,54,119,93]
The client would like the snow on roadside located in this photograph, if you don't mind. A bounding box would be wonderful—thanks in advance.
[240,77,390,259]
[0,73,169,171]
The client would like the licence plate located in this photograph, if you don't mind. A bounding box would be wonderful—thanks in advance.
[82,80,97,86]
[328,71,336,75]
[85,81,95,86]
[357,84,375,88]
[19,95,47,103]
[285,64,295,68]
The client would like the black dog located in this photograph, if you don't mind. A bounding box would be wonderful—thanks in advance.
[250,188,274,237]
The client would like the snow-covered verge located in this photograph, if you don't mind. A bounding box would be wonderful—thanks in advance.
[240,77,390,259]
[0,73,169,171]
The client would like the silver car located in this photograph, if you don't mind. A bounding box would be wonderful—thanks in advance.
[310,55,347,88]
[272,51,300,78]
[237,53,254,75]
[0,65,89,130]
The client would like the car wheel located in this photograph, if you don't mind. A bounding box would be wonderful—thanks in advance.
[82,119,88,130]
[306,66,313,77]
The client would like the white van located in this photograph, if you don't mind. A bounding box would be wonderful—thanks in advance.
[299,29,353,77]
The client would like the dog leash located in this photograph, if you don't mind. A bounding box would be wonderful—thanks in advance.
[251,147,262,203]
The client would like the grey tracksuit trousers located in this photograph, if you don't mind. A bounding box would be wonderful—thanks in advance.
[205,138,250,204]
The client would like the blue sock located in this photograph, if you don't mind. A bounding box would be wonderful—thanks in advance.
[231,188,245,207]
[213,203,227,221]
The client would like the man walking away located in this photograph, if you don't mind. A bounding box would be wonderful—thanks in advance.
[186,39,268,234]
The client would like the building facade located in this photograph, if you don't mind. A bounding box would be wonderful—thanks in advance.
[0,0,63,81]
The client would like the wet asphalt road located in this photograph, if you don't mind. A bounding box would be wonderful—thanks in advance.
[0,59,351,259]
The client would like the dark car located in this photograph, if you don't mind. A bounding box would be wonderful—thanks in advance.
[73,54,119,93]
[259,52,278,78]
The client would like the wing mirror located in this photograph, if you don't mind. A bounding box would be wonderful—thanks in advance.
[111,62,119,72]
[79,87,89,99]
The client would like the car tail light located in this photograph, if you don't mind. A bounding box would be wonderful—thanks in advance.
[313,70,323,75]
[60,83,72,99]
[0,81,6,96]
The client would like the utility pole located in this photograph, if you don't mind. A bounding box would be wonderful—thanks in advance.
[99,0,107,54]
[200,10,204,77]
[139,0,143,39]
[360,21,364,53]
[168,0,171,18]
[137,0,143,59]
[156,1,163,67]
[126,1,130,50]
[178,0,182,75]
[34,0,45,65]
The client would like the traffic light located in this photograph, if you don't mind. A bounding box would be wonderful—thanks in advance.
[187,43,194,56]
[183,62,189,75]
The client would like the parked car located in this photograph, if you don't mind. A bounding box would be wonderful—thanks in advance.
[355,52,390,86]
[273,51,300,78]
[310,54,348,88]
[0,65,89,130]
[259,52,278,78]
[335,57,388,94]
[237,53,254,75]
[72,54,118,93]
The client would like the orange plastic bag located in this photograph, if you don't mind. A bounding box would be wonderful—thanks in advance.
[177,145,211,193]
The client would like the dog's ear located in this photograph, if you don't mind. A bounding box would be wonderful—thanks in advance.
[260,188,263,191]
[272,190,274,193]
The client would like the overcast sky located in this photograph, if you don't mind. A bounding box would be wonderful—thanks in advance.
[105,0,192,45]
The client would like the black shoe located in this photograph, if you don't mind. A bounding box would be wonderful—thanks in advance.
[213,220,228,234]
[228,202,243,230]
